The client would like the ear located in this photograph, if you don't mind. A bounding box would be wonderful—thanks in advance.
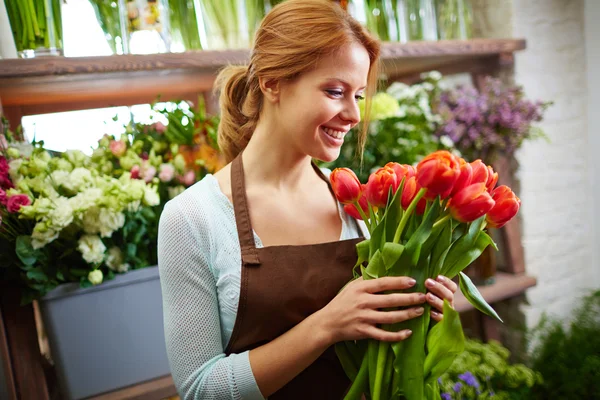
[258,77,281,103]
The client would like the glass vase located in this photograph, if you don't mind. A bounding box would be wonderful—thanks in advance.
[4,0,64,58]
[198,0,263,50]
[89,0,128,54]
[168,0,202,51]
[435,0,472,40]
[403,0,438,41]
[350,0,401,42]
[122,0,171,54]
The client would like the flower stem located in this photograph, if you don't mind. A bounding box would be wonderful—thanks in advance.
[344,353,369,400]
[372,341,390,400]
[353,200,372,232]
[393,188,427,244]
[432,214,451,230]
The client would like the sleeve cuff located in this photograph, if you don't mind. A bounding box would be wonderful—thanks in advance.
[230,351,266,400]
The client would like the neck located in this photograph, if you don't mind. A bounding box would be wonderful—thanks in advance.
[242,118,316,192]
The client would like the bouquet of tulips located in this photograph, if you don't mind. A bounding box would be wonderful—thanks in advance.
[329,150,521,400]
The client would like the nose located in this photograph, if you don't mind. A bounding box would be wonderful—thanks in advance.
[340,98,361,127]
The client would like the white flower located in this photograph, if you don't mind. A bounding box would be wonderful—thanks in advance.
[31,222,59,249]
[50,170,70,189]
[127,200,141,213]
[440,135,455,148]
[66,168,93,192]
[98,208,125,237]
[88,269,104,285]
[69,188,102,212]
[143,186,160,207]
[64,150,88,167]
[48,197,74,229]
[77,234,106,265]
[106,247,129,273]
[8,159,23,185]
[82,207,101,235]
[168,185,185,199]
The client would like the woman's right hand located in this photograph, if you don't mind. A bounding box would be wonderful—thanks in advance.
[316,276,426,345]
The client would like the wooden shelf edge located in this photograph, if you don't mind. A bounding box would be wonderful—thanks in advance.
[86,375,176,400]
[454,272,537,313]
[0,38,526,79]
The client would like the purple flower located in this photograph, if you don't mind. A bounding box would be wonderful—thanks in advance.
[453,382,463,392]
[458,371,480,388]
[441,393,452,400]
[438,377,443,385]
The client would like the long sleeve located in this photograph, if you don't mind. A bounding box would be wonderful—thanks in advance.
[158,200,265,400]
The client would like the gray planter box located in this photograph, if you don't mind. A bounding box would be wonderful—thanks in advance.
[39,266,171,400]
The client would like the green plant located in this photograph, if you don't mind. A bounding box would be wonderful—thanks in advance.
[4,0,63,53]
[89,0,124,54]
[324,71,455,182]
[438,339,541,399]
[529,289,600,399]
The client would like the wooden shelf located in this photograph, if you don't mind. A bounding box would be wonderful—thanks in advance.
[0,38,525,124]
[454,272,537,313]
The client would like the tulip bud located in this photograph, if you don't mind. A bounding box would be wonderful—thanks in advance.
[366,166,398,209]
[486,186,520,228]
[470,160,489,185]
[343,185,369,220]
[385,162,416,188]
[450,159,473,196]
[416,151,461,199]
[401,176,426,215]
[330,168,362,204]
[448,183,495,223]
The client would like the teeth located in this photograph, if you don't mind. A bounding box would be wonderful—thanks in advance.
[323,127,345,140]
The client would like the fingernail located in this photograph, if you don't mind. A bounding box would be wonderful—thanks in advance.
[427,293,436,301]
[403,329,412,337]
[431,310,441,317]
[415,307,424,315]
[436,275,445,282]
[408,278,416,286]
[426,279,435,287]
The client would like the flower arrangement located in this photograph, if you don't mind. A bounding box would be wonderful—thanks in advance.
[330,150,520,399]
[0,142,160,303]
[439,339,541,399]
[435,76,551,162]
[326,71,455,182]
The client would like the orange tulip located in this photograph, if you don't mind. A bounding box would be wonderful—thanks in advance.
[470,160,489,185]
[330,168,362,205]
[385,162,416,187]
[416,150,461,199]
[450,158,473,196]
[344,185,369,220]
[366,166,398,208]
[448,183,495,223]
[401,176,427,215]
[486,185,520,228]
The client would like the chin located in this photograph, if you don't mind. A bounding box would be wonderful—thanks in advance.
[312,148,341,164]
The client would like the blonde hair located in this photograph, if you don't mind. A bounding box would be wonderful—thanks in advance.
[215,0,381,163]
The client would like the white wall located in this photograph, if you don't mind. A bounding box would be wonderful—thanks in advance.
[512,0,598,327]
[585,0,600,289]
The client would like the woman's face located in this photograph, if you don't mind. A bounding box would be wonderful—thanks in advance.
[275,42,371,162]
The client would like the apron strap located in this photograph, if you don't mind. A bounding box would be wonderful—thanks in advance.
[231,152,261,266]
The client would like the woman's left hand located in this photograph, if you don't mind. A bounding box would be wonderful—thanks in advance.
[424,275,458,322]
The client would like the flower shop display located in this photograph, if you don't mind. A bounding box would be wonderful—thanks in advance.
[435,76,551,163]
[124,0,171,54]
[438,339,541,399]
[198,0,265,49]
[168,0,202,51]
[435,0,473,40]
[405,0,438,41]
[4,0,64,57]
[325,71,455,183]
[89,0,128,54]
[329,150,520,399]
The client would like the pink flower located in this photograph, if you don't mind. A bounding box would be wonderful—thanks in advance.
[181,170,196,187]
[158,163,175,182]
[0,134,7,150]
[153,122,167,134]
[0,156,8,175]
[109,140,127,157]
[6,194,31,213]
[130,165,141,179]
[142,165,157,183]
[0,188,6,206]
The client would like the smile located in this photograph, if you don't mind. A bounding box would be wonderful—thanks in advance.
[321,126,346,140]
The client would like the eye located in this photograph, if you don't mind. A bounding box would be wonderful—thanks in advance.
[326,89,344,98]
[355,94,365,102]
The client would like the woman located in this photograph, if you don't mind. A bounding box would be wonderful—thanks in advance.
[157,1,457,399]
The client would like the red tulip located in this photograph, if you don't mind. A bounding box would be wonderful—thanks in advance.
[401,176,426,215]
[486,165,499,192]
[385,162,416,188]
[450,158,473,196]
[330,168,362,205]
[344,185,369,220]
[470,160,489,185]
[448,183,495,223]
[486,185,520,228]
[366,166,398,208]
[416,151,461,199]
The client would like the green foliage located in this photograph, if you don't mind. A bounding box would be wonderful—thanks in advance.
[439,339,542,400]
[529,289,600,399]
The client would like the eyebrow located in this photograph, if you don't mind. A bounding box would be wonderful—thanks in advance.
[326,78,367,91]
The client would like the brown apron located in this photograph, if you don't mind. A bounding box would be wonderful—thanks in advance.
[224,153,365,399]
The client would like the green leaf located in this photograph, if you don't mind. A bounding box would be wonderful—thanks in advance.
[15,236,37,266]
[442,216,487,278]
[368,339,379,396]
[458,272,503,322]
[424,300,465,381]
[70,268,89,277]
[80,279,93,289]
[26,267,47,282]
[429,220,452,279]
[126,243,137,259]
[365,249,386,279]
[335,342,359,381]
[382,242,404,271]
[384,181,404,242]
[444,230,495,279]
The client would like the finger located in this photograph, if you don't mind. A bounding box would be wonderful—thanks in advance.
[425,278,454,307]
[426,292,445,313]
[430,309,443,322]
[366,292,426,309]
[363,276,417,294]
[363,326,413,342]
[436,275,458,293]
[366,307,424,325]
